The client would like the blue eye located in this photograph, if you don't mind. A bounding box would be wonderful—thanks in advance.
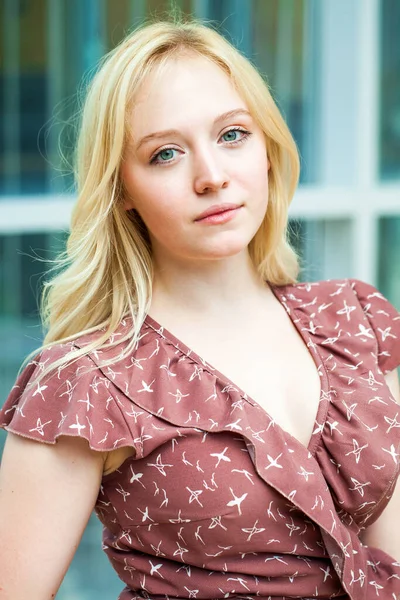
[222,129,240,142]
[221,127,251,144]
[150,148,177,164]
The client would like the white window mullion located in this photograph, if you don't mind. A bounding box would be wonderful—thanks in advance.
[355,0,380,188]
[0,197,75,234]
[319,0,359,186]
[353,0,380,284]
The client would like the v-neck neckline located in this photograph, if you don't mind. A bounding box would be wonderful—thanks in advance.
[143,283,330,457]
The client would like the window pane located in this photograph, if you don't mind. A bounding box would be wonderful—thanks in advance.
[0,232,57,399]
[288,218,354,282]
[380,0,400,180]
[106,0,131,48]
[0,0,48,194]
[378,217,400,305]
[253,0,309,177]
[0,0,320,197]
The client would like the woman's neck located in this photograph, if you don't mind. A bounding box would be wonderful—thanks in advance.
[150,250,271,322]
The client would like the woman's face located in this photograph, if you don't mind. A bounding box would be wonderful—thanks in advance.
[121,53,270,266]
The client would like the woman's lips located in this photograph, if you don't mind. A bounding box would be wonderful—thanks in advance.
[195,204,243,224]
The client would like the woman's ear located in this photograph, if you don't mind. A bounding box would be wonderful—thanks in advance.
[120,180,135,211]
[123,197,135,211]
[119,161,134,211]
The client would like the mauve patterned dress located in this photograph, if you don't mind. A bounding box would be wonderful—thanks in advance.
[1,279,400,600]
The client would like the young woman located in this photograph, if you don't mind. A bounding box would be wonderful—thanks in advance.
[0,17,399,600]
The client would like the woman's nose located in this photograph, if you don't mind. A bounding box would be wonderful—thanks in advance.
[192,149,230,195]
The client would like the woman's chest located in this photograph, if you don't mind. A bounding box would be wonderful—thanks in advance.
[172,319,323,449]
[104,322,323,478]
[217,357,320,446]
[100,339,398,535]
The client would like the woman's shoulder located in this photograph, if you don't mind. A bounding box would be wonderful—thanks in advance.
[0,331,134,451]
[1,313,212,461]
[276,277,398,314]
[276,278,400,373]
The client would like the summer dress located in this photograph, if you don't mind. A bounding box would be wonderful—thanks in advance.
[1,279,400,600]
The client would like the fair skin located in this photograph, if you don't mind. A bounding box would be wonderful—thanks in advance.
[0,53,399,599]
[121,53,272,321]
[0,435,105,599]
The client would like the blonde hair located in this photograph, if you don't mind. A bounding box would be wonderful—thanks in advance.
[24,14,300,381]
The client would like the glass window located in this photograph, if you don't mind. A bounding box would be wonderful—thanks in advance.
[0,0,319,197]
[378,216,400,306]
[0,231,65,399]
[253,0,312,181]
[0,0,48,194]
[380,0,400,180]
[289,218,354,283]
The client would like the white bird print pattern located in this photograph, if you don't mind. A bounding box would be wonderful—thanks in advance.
[1,278,400,600]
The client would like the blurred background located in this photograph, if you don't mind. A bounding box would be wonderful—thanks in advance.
[0,0,399,597]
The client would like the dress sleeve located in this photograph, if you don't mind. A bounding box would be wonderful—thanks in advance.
[0,343,130,451]
[350,279,400,373]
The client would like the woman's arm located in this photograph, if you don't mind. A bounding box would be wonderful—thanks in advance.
[0,432,107,600]
[358,368,400,560]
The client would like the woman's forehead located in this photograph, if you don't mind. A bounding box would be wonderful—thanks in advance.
[139,53,233,97]
[128,55,247,132]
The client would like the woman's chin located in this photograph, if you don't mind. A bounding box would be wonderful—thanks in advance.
[188,239,251,261]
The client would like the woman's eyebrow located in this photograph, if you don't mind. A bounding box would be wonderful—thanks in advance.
[135,108,252,150]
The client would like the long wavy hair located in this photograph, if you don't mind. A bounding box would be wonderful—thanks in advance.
[23,14,300,382]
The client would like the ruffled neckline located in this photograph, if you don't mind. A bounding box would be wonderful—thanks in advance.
[142,283,331,457]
